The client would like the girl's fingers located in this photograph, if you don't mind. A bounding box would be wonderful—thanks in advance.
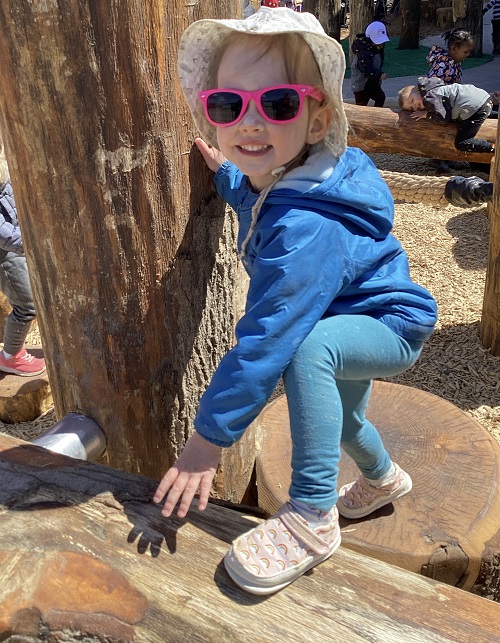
[153,467,179,503]
[197,473,213,512]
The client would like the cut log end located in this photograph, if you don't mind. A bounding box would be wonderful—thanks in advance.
[0,346,52,423]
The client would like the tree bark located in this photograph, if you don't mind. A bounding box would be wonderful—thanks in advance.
[345,103,496,163]
[305,0,344,40]
[349,0,376,50]
[480,124,500,356]
[454,0,483,56]
[398,0,421,49]
[0,1,256,500]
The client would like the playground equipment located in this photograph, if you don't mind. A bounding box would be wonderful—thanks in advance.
[1,431,500,640]
[255,382,500,602]
[32,412,106,461]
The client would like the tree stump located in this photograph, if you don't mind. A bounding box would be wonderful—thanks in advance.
[255,381,500,601]
[0,346,52,423]
[1,432,500,641]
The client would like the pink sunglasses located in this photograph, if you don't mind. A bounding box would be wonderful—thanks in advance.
[198,84,325,127]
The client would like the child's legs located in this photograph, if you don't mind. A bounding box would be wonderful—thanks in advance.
[354,89,370,106]
[283,315,422,512]
[0,253,36,354]
[455,102,494,153]
[370,86,386,108]
[337,378,390,479]
[492,19,500,50]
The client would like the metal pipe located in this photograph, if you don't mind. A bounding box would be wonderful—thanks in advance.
[32,413,106,461]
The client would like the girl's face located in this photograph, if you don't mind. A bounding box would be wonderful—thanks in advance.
[450,41,474,62]
[214,40,330,192]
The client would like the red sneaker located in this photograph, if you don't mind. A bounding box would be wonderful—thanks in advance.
[0,348,46,376]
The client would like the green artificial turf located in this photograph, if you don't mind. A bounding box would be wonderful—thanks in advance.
[342,36,493,78]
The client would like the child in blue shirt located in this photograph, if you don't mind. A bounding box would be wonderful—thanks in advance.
[155,8,437,595]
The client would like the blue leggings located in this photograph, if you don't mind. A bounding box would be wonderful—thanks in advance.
[282,315,423,511]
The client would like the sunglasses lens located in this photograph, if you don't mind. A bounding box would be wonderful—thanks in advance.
[206,92,243,124]
[261,88,301,121]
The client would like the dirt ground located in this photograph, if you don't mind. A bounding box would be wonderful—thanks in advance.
[1,12,499,448]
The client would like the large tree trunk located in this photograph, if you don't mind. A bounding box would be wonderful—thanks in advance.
[398,0,421,49]
[454,0,483,56]
[349,0,375,50]
[0,1,256,501]
[305,0,343,40]
[481,124,500,356]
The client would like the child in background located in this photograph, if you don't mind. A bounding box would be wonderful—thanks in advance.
[483,0,500,55]
[399,77,494,154]
[155,8,437,595]
[350,21,390,107]
[427,28,475,85]
[0,141,46,376]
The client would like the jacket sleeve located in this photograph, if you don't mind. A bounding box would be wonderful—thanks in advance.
[0,217,23,254]
[213,161,245,211]
[423,92,451,122]
[193,208,353,447]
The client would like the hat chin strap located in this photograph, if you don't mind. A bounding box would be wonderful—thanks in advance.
[239,144,310,259]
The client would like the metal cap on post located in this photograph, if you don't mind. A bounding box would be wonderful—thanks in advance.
[32,413,106,461]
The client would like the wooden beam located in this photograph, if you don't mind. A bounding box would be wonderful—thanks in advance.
[1,433,500,641]
[345,103,497,164]
[481,114,500,355]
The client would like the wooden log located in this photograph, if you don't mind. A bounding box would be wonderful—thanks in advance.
[0,347,52,423]
[1,433,500,641]
[345,103,497,164]
[255,382,500,599]
[480,114,500,355]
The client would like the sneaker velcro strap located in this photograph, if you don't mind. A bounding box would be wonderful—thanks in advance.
[278,504,332,556]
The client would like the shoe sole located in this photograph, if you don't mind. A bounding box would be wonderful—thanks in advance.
[223,530,341,596]
[0,366,46,377]
[337,474,412,520]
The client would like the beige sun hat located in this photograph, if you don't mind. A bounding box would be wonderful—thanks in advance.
[177,7,348,158]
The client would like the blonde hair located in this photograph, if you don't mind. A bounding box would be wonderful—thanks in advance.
[398,85,415,109]
[210,32,333,111]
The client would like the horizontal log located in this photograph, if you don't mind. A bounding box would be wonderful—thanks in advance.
[1,433,500,641]
[345,103,497,164]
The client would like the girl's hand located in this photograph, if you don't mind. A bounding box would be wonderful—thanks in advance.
[153,432,221,518]
[195,137,227,173]
[411,110,428,121]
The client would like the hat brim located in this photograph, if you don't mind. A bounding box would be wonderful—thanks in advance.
[370,34,390,44]
[178,7,347,157]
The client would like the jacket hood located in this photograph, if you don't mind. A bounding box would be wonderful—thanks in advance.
[264,145,394,239]
[418,75,445,93]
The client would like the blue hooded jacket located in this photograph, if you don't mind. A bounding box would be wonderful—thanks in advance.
[194,146,437,447]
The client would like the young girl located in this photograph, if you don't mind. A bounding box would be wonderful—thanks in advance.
[154,8,437,595]
[427,28,475,85]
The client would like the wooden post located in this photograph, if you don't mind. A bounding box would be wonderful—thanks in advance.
[0,1,256,500]
[480,112,500,355]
